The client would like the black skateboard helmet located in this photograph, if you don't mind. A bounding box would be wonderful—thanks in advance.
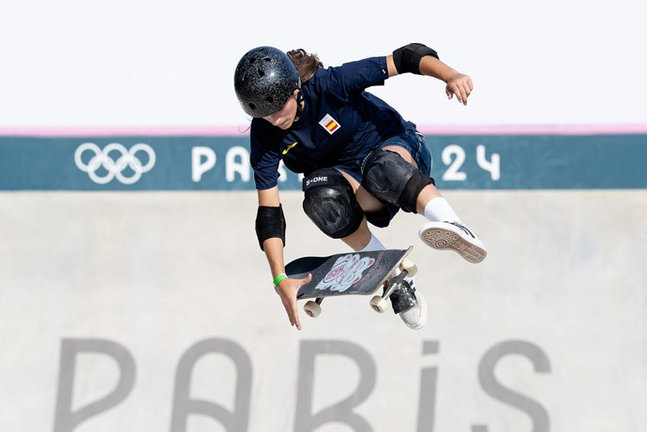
[234,46,301,118]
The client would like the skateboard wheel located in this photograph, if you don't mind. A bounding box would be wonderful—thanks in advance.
[370,296,388,313]
[400,259,417,277]
[304,301,322,318]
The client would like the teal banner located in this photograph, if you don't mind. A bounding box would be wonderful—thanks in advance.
[0,134,645,190]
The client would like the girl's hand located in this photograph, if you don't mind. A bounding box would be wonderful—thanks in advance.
[445,73,473,105]
[275,274,313,330]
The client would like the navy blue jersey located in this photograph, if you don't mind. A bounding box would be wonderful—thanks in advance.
[250,56,411,190]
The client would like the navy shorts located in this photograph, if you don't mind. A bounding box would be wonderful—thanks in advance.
[333,122,433,184]
[331,123,434,225]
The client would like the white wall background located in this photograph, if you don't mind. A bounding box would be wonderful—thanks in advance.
[1,0,646,128]
[1,190,646,431]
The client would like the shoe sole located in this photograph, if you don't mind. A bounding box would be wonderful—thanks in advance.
[420,225,487,264]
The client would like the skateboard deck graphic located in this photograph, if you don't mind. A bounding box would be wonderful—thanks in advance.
[285,247,416,317]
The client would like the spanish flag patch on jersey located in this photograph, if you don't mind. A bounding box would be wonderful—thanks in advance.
[319,114,340,135]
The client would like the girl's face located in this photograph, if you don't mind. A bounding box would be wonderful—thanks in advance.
[263,90,299,130]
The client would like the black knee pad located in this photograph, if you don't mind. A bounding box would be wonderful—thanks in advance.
[361,149,435,213]
[302,169,364,239]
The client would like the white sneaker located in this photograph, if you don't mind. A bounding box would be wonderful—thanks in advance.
[419,221,487,263]
[397,279,428,330]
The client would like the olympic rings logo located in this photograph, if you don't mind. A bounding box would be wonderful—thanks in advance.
[74,143,156,184]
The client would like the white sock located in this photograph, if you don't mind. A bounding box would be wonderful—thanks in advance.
[423,197,462,223]
[359,232,387,252]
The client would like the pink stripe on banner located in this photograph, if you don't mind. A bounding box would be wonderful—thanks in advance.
[0,124,647,137]
[416,124,647,136]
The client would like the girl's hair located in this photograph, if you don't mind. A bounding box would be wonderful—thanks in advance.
[287,49,324,83]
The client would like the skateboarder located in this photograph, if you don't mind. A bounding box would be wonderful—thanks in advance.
[234,44,487,330]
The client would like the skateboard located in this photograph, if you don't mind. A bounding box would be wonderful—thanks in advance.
[285,246,417,318]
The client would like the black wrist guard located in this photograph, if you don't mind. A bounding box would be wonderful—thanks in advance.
[392,43,439,75]
[255,204,286,251]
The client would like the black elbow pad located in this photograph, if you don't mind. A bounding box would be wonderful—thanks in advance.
[392,43,439,75]
[255,204,286,251]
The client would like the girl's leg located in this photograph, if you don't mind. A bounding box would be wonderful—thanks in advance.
[338,168,427,330]
[380,145,487,263]
[336,170,384,251]
[383,144,460,219]
[339,218,372,251]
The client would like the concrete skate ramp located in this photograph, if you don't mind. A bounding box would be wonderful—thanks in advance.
[1,189,645,431]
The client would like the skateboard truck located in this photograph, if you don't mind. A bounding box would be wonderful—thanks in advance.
[369,259,417,313]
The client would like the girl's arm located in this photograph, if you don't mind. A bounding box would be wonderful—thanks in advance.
[257,187,311,330]
[386,48,473,105]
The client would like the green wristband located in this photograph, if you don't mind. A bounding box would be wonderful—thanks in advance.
[273,273,288,287]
